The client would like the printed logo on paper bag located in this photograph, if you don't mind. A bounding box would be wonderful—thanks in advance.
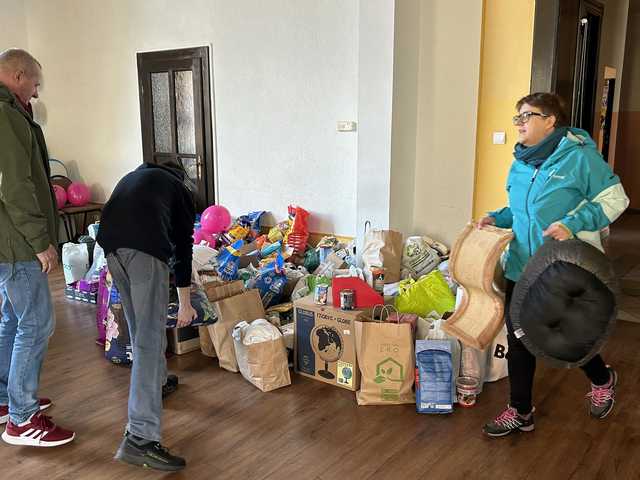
[374,357,404,383]
[374,357,404,401]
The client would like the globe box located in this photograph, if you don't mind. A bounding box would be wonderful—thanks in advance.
[294,295,366,391]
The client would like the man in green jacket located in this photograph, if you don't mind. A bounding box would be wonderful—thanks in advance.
[0,48,74,447]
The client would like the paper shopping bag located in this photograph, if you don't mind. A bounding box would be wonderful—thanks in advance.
[354,306,415,405]
[209,289,266,372]
[233,320,291,392]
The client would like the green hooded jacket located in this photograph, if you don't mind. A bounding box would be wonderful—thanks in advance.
[0,82,58,263]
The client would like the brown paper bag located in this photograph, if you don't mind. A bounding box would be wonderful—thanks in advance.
[210,289,266,372]
[354,305,415,405]
[233,321,291,392]
[198,326,217,357]
[362,227,403,283]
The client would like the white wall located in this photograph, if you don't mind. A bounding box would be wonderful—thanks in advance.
[0,0,27,50]
[24,0,359,236]
[356,0,396,245]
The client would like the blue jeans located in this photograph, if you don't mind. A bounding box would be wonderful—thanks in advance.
[107,249,169,442]
[0,261,55,424]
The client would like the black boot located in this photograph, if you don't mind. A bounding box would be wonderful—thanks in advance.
[115,432,186,472]
[162,374,179,399]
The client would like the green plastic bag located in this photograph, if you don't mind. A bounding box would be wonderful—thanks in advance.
[306,274,331,293]
[394,270,455,317]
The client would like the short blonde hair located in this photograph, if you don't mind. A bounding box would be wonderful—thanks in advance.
[0,49,41,77]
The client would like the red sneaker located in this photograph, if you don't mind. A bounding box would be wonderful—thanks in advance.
[0,398,52,425]
[1,412,75,447]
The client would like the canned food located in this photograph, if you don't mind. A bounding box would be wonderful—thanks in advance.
[314,284,329,305]
[371,267,385,293]
[339,289,355,310]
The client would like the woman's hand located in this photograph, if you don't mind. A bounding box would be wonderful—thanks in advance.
[477,216,496,229]
[543,222,573,241]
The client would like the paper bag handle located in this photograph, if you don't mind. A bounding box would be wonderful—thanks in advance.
[371,304,400,323]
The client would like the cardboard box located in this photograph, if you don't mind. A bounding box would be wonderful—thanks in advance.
[167,326,200,355]
[294,295,366,391]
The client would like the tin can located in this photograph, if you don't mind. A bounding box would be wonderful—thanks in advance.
[339,289,355,310]
[314,284,329,305]
[371,267,385,293]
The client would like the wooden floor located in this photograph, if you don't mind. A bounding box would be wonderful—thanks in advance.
[2,217,640,479]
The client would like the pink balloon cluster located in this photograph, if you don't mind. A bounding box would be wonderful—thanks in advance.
[192,205,231,247]
[200,205,231,234]
[53,182,91,209]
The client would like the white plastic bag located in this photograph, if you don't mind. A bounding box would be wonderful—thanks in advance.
[401,236,441,280]
[485,324,509,382]
[84,243,106,281]
[62,242,90,285]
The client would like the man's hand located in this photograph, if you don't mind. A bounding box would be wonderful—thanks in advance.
[543,222,573,241]
[477,216,496,229]
[177,303,197,328]
[36,244,58,273]
[176,286,197,327]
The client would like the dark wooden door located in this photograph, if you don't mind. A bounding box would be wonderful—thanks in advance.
[530,0,604,135]
[137,47,214,212]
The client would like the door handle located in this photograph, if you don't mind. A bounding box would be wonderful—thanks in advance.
[196,155,202,181]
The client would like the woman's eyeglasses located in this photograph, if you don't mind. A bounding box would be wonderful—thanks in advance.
[512,111,549,125]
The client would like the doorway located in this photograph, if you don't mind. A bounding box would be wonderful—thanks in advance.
[530,0,604,136]
[137,47,215,212]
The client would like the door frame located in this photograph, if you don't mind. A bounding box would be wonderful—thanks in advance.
[136,46,216,208]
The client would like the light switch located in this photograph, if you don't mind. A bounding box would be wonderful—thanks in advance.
[493,131,506,144]
[337,121,357,132]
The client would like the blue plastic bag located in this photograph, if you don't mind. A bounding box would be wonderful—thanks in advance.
[416,339,453,414]
[255,253,287,308]
[217,240,244,280]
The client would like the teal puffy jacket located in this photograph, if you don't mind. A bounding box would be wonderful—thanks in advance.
[490,128,629,282]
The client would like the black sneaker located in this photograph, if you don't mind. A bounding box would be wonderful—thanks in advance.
[162,374,179,399]
[587,366,617,419]
[115,432,186,472]
[483,405,535,438]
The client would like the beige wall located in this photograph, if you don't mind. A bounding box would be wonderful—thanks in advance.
[389,0,419,236]
[391,0,483,246]
[615,0,640,208]
[596,0,629,114]
[593,0,629,160]
[0,0,27,50]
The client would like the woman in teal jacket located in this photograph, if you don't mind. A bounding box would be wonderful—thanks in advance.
[479,93,629,438]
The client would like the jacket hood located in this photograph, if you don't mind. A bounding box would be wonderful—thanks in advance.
[137,162,186,182]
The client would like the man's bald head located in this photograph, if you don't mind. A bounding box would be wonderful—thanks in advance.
[0,49,41,77]
[0,49,42,104]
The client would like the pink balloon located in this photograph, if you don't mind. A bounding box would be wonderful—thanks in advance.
[53,185,67,209]
[193,228,206,245]
[66,183,91,207]
[200,205,231,234]
[193,228,217,246]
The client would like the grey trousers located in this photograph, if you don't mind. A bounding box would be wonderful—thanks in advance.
[107,248,169,442]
